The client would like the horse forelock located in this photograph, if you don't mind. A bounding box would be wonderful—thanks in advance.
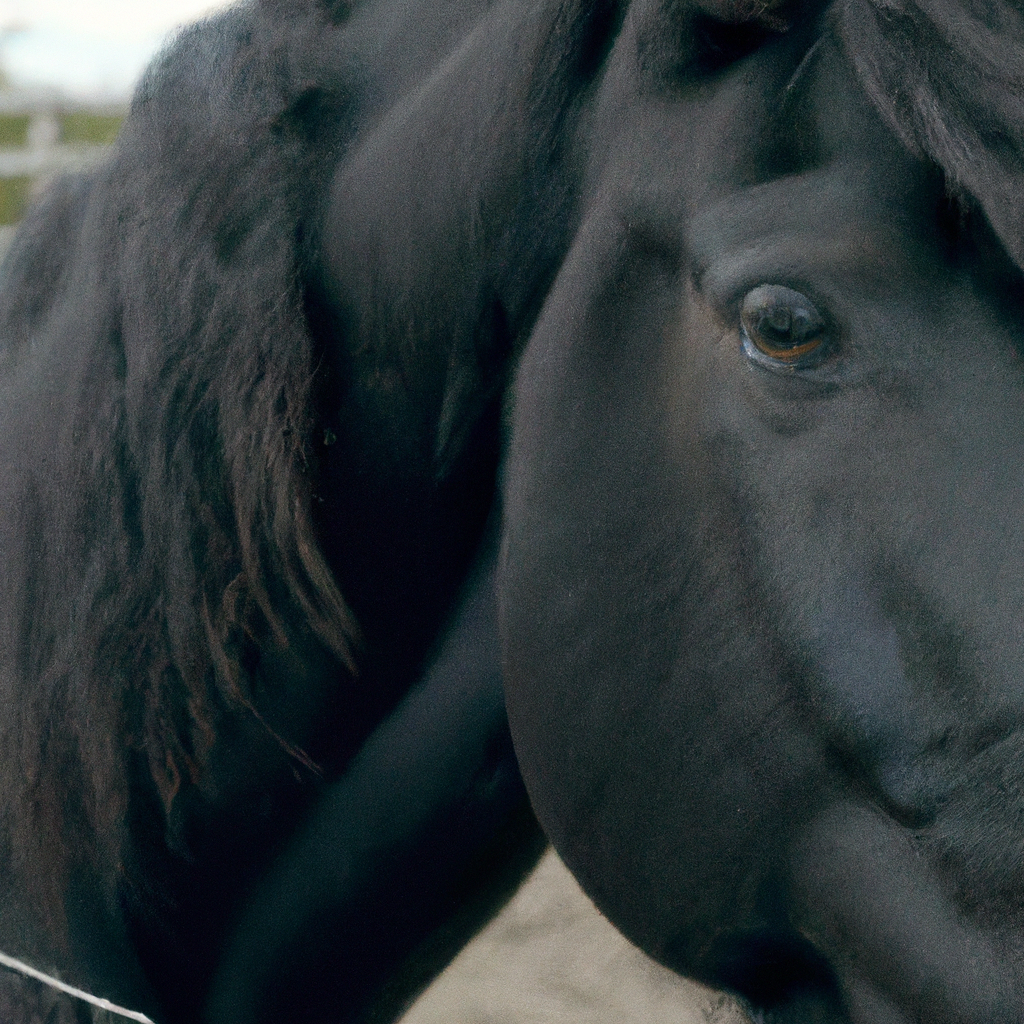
[838,0,1024,270]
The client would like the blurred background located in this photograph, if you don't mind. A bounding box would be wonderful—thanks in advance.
[0,0,230,234]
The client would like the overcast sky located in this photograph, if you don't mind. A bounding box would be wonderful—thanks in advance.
[0,0,234,100]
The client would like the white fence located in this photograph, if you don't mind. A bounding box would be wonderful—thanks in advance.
[0,89,124,251]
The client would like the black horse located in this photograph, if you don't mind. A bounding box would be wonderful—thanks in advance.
[1,0,1023,1021]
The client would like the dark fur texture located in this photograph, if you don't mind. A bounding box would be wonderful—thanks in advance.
[2,0,1024,1021]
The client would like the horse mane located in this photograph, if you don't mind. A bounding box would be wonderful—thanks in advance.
[0,0,359,941]
[838,0,1024,270]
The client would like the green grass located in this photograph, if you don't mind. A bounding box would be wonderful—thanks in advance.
[0,115,31,148]
[0,177,32,225]
[60,112,124,145]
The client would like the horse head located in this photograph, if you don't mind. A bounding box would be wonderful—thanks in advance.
[500,1,1024,1020]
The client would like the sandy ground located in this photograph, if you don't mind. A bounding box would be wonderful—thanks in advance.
[399,849,749,1024]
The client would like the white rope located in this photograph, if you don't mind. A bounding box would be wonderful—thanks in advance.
[0,949,156,1023]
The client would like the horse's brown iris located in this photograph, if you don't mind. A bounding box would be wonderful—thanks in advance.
[741,285,826,366]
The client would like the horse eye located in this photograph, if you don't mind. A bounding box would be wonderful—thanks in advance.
[740,284,827,368]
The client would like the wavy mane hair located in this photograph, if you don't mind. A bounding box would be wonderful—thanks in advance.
[0,0,359,942]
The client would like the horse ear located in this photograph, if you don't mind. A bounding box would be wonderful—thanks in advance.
[840,0,1024,272]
